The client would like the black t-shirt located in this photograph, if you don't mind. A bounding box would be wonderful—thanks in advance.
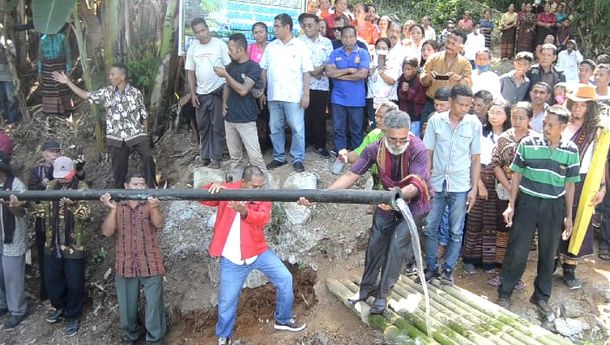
[226,60,261,123]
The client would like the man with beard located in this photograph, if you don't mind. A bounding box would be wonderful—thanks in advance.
[300,110,430,314]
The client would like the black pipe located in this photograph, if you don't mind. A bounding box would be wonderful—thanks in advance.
[0,189,403,207]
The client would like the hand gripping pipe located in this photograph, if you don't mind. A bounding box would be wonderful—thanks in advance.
[0,188,404,209]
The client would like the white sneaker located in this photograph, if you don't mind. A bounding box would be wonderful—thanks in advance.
[218,337,231,345]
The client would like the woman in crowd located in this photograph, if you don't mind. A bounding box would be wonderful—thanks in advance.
[366,38,396,130]
[401,20,415,46]
[479,9,495,49]
[38,28,74,115]
[378,16,390,38]
[404,24,425,58]
[488,102,534,288]
[396,57,427,137]
[499,4,517,59]
[554,2,568,26]
[558,85,606,290]
[516,2,536,53]
[319,20,328,37]
[419,39,440,68]
[462,99,511,275]
[535,3,556,47]
[247,22,268,63]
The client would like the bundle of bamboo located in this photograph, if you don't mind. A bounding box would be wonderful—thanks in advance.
[326,275,574,345]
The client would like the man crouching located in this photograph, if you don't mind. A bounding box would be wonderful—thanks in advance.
[201,165,306,345]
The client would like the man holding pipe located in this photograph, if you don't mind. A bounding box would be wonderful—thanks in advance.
[200,165,306,345]
[300,110,431,314]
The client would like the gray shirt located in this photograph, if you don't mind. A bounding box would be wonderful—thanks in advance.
[499,70,530,106]
[0,178,28,257]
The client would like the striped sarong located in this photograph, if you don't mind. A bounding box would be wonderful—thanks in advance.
[41,57,74,115]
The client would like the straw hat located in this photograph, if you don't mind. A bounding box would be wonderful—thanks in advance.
[567,84,597,102]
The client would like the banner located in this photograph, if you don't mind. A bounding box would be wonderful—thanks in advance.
[178,0,306,56]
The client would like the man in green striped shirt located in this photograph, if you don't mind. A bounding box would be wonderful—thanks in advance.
[497,105,579,321]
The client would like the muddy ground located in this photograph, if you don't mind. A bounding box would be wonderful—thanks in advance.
[0,98,608,345]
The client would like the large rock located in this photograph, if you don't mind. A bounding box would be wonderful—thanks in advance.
[281,172,318,226]
[193,167,226,189]
[161,201,213,257]
[553,318,583,337]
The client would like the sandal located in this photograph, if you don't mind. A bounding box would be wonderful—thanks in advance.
[515,279,526,290]
[599,250,610,261]
[488,274,501,287]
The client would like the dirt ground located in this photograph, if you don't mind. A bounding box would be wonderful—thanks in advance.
[0,103,608,345]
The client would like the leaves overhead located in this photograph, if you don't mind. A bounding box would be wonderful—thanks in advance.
[32,0,77,34]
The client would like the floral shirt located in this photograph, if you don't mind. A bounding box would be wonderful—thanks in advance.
[298,34,333,92]
[490,128,535,180]
[88,84,149,144]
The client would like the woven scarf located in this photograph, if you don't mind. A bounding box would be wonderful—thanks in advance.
[1,175,15,244]
[51,177,79,250]
[570,126,596,164]
[376,141,431,203]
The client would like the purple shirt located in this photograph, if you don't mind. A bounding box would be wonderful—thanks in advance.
[351,135,430,217]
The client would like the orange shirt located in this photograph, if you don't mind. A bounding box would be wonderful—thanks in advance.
[353,20,380,45]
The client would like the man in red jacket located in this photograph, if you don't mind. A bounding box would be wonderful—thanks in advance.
[201,165,306,345]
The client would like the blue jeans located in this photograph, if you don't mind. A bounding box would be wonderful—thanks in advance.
[439,205,450,246]
[424,190,468,271]
[268,101,305,163]
[332,103,364,151]
[216,249,294,338]
[0,81,19,123]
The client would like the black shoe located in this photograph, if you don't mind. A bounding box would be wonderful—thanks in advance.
[201,158,211,166]
[497,296,511,309]
[293,161,305,173]
[4,314,26,329]
[65,319,79,337]
[348,289,377,304]
[146,340,167,345]
[416,268,439,284]
[369,297,387,314]
[563,269,582,290]
[314,147,331,158]
[274,318,306,332]
[440,269,454,286]
[529,296,555,321]
[266,159,287,170]
[46,308,63,323]
[218,337,232,345]
[404,263,417,277]
[208,160,221,169]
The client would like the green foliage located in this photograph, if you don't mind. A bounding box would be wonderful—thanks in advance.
[378,0,494,28]
[126,44,162,107]
[571,0,610,57]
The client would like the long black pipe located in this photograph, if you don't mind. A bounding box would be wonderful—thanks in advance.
[0,189,403,208]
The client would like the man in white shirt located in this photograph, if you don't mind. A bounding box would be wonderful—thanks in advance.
[185,18,231,169]
[556,40,584,83]
[422,16,436,41]
[464,25,485,68]
[260,14,314,173]
[298,14,333,158]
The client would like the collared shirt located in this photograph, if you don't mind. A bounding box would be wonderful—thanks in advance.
[424,26,436,41]
[499,70,531,105]
[386,44,410,101]
[114,201,165,278]
[472,69,501,100]
[328,45,370,107]
[367,50,399,104]
[464,33,485,61]
[423,111,482,192]
[421,51,472,99]
[185,37,231,95]
[222,213,258,265]
[260,37,314,103]
[556,50,583,83]
[88,84,149,143]
[0,178,27,257]
[530,104,549,133]
[512,134,580,199]
[298,34,333,92]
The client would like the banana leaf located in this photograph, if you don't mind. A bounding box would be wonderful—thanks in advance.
[32,0,77,34]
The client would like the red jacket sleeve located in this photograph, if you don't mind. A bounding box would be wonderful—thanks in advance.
[199,183,220,207]
[243,201,272,226]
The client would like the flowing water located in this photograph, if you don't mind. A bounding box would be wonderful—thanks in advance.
[395,198,431,338]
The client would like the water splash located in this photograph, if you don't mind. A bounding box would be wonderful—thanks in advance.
[395,198,431,338]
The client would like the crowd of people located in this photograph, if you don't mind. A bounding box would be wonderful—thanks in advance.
[0,0,609,345]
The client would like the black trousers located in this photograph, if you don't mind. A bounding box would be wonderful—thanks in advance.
[34,218,48,300]
[305,90,329,150]
[44,255,86,320]
[196,90,225,162]
[498,193,565,301]
[599,192,610,252]
[109,138,156,188]
[360,210,412,298]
